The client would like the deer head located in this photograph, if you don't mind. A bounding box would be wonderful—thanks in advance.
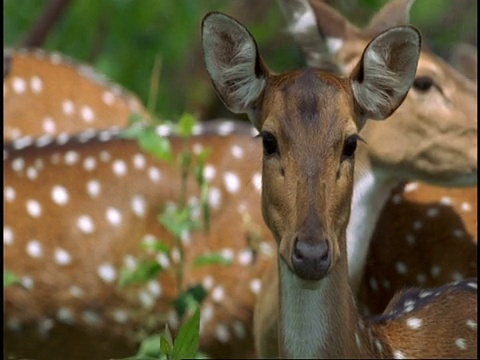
[202,11,420,280]
[280,0,477,187]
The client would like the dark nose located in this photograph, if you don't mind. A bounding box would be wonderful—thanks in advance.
[291,237,331,281]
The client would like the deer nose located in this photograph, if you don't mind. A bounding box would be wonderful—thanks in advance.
[291,237,331,281]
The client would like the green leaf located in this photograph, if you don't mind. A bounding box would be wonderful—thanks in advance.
[138,128,173,163]
[141,238,171,254]
[118,260,162,289]
[160,324,173,355]
[133,334,165,360]
[172,285,207,320]
[176,113,198,139]
[172,307,201,360]
[193,252,232,267]
[159,205,200,238]
[4,270,20,288]
[199,182,210,233]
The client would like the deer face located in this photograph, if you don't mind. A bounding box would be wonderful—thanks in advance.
[202,12,420,282]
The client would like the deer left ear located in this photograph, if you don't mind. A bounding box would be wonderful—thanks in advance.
[202,12,269,129]
[350,25,421,127]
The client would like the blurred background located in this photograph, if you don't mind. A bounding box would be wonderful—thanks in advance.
[4,0,477,121]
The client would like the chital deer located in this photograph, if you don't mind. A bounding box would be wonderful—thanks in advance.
[3,47,148,141]
[4,3,477,359]
[280,0,478,315]
[202,10,477,359]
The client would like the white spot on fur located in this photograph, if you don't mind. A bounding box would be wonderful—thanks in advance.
[238,249,253,265]
[215,324,230,343]
[139,290,155,309]
[69,286,84,298]
[202,275,214,290]
[430,265,441,278]
[466,319,477,330]
[326,37,344,54]
[97,263,117,283]
[62,99,74,115]
[233,320,246,339]
[106,207,122,226]
[203,164,216,182]
[211,286,225,303]
[395,261,408,275]
[455,338,467,350]
[26,199,42,218]
[20,276,34,290]
[230,144,244,158]
[86,180,101,198]
[406,317,423,330]
[250,278,261,295]
[224,171,241,194]
[64,151,79,165]
[252,172,262,193]
[42,117,56,134]
[30,76,43,93]
[54,248,72,266]
[102,91,115,105]
[12,158,25,172]
[393,350,406,359]
[83,157,96,171]
[112,160,127,177]
[404,182,418,192]
[131,195,146,218]
[440,196,453,205]
[13,136,34,150]
[12,77,27,94]
[113,309,128,324]
[426,207,439,217]
[416,273,427,284]
[77,215,95,234]
[57,307,74,324]
[26,240,43,258]
[4,227,13,245]
[82,310,101,326]
[208,186,222,209]
[133,153,146,169]
[51,185,69,205]
[148,167,161,183]
[80,106,95,122]
[460,202,472,212]
[147,281,162,298]
[5,186,15,202]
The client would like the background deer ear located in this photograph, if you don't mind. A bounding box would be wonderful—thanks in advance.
[364,0,415,37]
[450,43,477,84]
[350,25,421,126]
[202,12,268,129]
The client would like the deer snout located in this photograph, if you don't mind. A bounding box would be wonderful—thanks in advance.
[291,236,331,281]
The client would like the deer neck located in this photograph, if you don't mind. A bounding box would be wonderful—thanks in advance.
[277,241,373,358]
[347,143,399,294]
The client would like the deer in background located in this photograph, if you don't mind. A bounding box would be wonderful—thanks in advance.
[279,0,477,311]
[4,47,149,141]
[4,2,477,359]
[202,11,477,358]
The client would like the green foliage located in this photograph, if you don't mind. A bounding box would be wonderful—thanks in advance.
[193,253,233,267]
[119,309,203,360]
[171,307,201,360]
[118,260,163,289]
[4,270,20,288]
[172,285,207,320]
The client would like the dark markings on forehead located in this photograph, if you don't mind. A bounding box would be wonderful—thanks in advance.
[277,68,346,128]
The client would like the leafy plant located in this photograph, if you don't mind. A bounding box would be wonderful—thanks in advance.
[4,270,20,288]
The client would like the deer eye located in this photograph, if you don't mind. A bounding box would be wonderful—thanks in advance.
[413,76,434,92]
[261,131,278,156]
[342,135,358,159]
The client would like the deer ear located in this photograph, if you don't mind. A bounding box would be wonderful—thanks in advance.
[365,0,415,37]
[450,43,477,84]
[350,25,421,125]
[306,0,362,56]
[202,12,268,128]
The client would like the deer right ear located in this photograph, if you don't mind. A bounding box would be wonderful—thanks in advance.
[350,25,421,126]
[202,12,268,128]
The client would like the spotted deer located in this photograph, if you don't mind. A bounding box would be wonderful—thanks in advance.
[202,10,477,359]
[4,4,477,360]
[3,47,148,141]
[279,0,477,300]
